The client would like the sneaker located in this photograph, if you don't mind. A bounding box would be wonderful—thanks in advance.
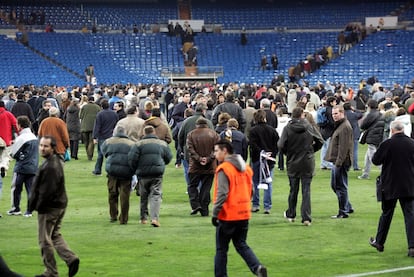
[151,219,160,227]
[331,214,349,219]
[23,211,32,217]
[283,211,295,222]
[264,209,270,214]
[7,208,22,216]
[358,174,369,179]
[303,220,311,226]
[92,171,102,176]
[0,167,5,177]
[369,237,384,252]
[408,248,414,257]
[256,265,267,277]
[251,206,260,213]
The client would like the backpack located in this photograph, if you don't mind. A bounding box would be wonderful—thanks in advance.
[316,106,328,126]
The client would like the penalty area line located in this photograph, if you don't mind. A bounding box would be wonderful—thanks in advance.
[336,266,414,277]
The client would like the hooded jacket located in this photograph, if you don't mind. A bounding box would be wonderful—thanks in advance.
[278,118,324,177]
[144,116,172,144]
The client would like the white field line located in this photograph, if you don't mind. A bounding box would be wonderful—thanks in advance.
[336,266,414,277]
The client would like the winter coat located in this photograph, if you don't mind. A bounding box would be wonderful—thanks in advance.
[144,116,172,144]
[80,102,101,132]
[10,128,39,175]
[65,105,81,140]
[187,123,220,174]
[325,118,353,167]
[278,118,324,177]
[248,122,279,165]
[372,133,414,200]
[360,110,384,147]
[211,101,246,131]
[128,134,172,178]
[101,133,135,180]
[11,100,35,123]
[178,113,214,160]
[29,154,67,214]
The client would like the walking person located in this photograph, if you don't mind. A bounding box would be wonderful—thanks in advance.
[212,139,267,277]
[358,99,384,179]
[369,120,414,256]
[343,102,363,171]
[128,126,172,227]
[7,116,38,217]
[278,107,324,225]
[325,105,354,219]
[92,100,118,176]
[101,126,136,224]
[28,136,80,277]
[249,109,279,214]
[79,96,101,161]
[64,99,81,160]
[187,117,220,216]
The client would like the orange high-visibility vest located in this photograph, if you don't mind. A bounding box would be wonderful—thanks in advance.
[213,161,253,221]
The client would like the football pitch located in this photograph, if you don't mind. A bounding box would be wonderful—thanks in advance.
[1,144,413,276]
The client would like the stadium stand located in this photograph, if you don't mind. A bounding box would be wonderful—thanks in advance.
[0,0,413,88]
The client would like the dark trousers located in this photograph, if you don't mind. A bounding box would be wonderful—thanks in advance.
[188,173,213,216]
[107,175,131,224]
[69,139,79,159]
[13,173,34,212]
[330,165,353,216]
[286,176,312,222]
[214,220,261,277]
[375,198,414,248]
[81,131,94,160]
[38,209,78,277]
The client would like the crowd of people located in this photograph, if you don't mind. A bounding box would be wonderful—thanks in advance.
[2,77,414,275]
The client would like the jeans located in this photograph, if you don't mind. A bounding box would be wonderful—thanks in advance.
[362,144,379,177]
[214,220,261,277]
[93,139,105,174]
[331,166,353,216]
[353,139,359,169]
[320,138,334,169]
[12,173,35,212]
[182,159,190,187]
[139,177,163,221]
[286,176,312,222]
[375,198,414,248]
[252,161,272,210]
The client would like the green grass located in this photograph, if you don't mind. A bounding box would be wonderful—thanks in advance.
[1,144,413,276]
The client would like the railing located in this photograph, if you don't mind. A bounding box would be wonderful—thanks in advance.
[161,66,224,84]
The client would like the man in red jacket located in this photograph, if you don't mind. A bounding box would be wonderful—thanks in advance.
[0,100,18,177]
[212,139,267,277]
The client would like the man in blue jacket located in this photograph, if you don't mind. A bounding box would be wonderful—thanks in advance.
[129,126,172,227]
[92,99,118,176]
[8,115,38,217]
[101,126,135,224]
